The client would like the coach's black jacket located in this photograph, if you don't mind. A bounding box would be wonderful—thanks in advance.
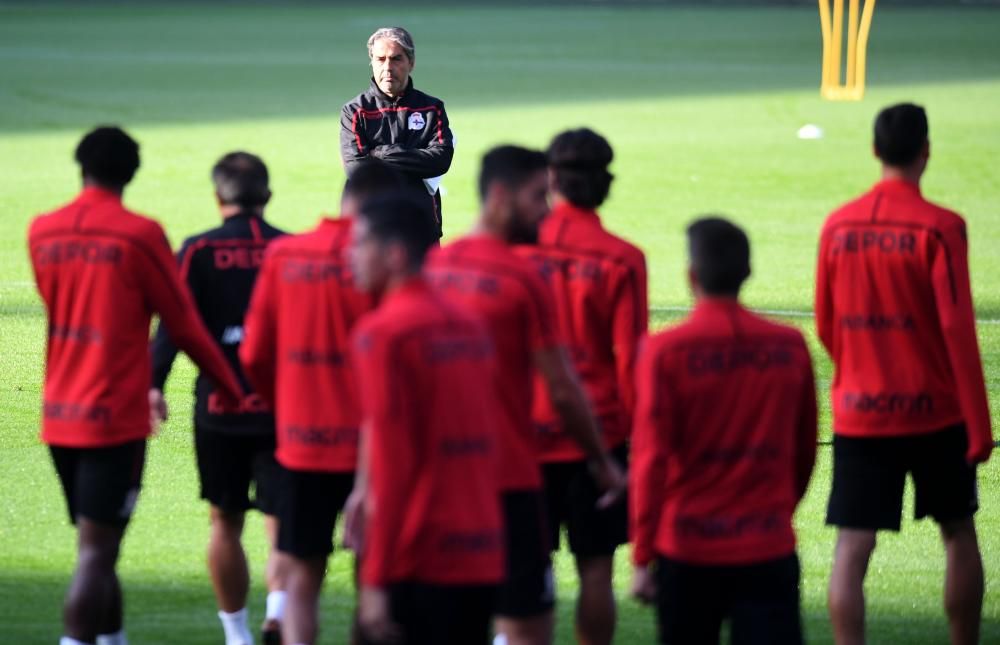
[340,77,454,233]
[150,212,285,434]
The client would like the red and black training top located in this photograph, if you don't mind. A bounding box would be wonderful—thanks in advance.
[515,202,648,461]
[816,179,993,462]
[352,278,504,587]
[630,300,817,567]
[150,211,285,434]
[426,234,561,492]
[240,217,370,473]
[28,186,244,448]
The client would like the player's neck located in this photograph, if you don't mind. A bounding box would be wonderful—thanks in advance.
[881,165,922,186]
[472,217,507,243]
[82,177,123,197]
[218,204,263,219]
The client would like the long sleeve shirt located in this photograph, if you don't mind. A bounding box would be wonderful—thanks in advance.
[340,78,453,233]
[150,212,285,433]
[240,217,370,473]
[352,278,504,587]
[515,202,648,461]
[426,234,561,491]
[815,178,993,462]
[630,300,817,567]
[28,186,243,448]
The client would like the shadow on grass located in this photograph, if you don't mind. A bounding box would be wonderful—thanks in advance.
[0,4,998,133]
[0,567,356,645]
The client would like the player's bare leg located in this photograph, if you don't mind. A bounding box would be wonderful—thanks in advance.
[574,555,616,645]
[829,528,877,645]
[262,514,289,641]
[495,611,555,645]
[283,556,326,645]
[208,507,249,612]
[940,518,983,645]
[64,519,124,642]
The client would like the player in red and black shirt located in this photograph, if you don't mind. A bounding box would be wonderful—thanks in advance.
[28,127,243,645]
[240,163,401,645]
[427,146,625,645]
[630,218,817,644]
[817,104,992,645]
[349,193,504,645]
[515,129,647,645]
[148,152,288,645]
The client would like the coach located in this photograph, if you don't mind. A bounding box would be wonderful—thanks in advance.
[340,27,454,237]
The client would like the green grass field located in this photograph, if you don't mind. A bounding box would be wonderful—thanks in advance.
[1,3,998,643]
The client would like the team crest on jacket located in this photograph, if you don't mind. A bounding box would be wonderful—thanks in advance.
[408,111,426,130]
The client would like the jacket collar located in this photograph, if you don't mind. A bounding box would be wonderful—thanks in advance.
[368,77,415,105]
[549,200,601,223]
[874,177,921,197]
[76,185,122,205]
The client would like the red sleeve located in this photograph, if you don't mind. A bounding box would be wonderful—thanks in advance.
[523,268,561,351]
[629,338,671,567]
[796,339,818,501]
[611,255,648,420]
[815,226,835,355]
[354,327,420,586]
[140,225,243,401]
[932,221,993,463]
[239,250,279,405]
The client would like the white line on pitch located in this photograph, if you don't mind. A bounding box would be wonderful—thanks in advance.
[651,306,1000,326]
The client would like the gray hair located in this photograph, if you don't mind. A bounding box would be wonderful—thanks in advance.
[367,27,415,63]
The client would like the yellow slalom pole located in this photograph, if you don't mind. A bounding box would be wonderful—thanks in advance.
[846,0,860,88]
[831,0,844,90]
[818,0,834,95]
[854,0,877,97]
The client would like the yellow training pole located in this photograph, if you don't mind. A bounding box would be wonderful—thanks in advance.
[846,0,860,88]
[818,0,876,100]
[818,0,834,95]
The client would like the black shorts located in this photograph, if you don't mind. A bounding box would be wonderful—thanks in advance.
[655,554,803,645]
[50,439,146,528]
[542,443,628,558]
[195,425,282,515]
[495,490,555,618]
[826,424,979,531]
[359,582,496,645]
[276,468,354,559]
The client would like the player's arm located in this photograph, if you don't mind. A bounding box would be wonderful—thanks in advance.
[629,340,671,603]
[535,347,624,503]
[610,256,649,424]
[239,250,279,406]
[141,226,244,404]
[353,330,419,587]
[148,240,201,419]
[526,269,624,502]
[814,228,835,354]
[368,104,454,179]
[795,339,819,503]
[932,221,993,464]
[340,103,370,175]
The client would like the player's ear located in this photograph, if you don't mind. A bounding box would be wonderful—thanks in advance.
[686,266,699,294]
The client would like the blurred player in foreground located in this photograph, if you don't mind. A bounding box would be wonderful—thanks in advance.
[349,193,504,644]
[28,126,244,645]
[240,163,402,645]
[630,218,817,644]
[427,145,626,645]
[817,103,993,645]
[516,129,646,645]
[149,152,288,645]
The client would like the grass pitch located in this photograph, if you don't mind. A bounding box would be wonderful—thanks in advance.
[0,3,998,643]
